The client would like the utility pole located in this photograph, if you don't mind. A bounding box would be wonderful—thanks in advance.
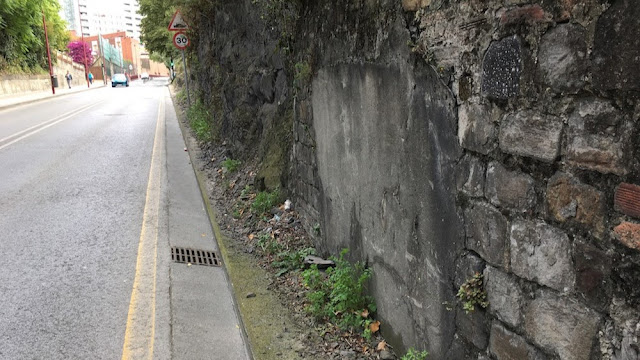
[42,10,55,95]
[98,33,106,85]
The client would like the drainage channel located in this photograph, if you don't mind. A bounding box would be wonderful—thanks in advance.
[171,247,221,267]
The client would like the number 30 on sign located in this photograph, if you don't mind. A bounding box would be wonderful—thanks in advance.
[173,32,189,50]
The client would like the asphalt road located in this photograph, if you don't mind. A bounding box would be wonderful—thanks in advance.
[0,79,249,359]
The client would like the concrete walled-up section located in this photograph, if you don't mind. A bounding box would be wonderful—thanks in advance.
[311,64,462,357]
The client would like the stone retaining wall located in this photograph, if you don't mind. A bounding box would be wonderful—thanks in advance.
[0,52,87,96]
[407,0,640,358]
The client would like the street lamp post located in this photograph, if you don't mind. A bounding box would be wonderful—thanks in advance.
[78,4,89,88]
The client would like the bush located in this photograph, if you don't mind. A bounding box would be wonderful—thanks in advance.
[301,249,376,333]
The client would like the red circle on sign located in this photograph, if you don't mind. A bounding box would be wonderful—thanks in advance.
[173,32,189,50]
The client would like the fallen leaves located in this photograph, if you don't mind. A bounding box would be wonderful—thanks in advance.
[376,340,387,351]
[369,320,380,334]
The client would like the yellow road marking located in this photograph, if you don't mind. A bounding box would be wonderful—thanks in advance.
[0,102,98,151]
[121,98,165,360]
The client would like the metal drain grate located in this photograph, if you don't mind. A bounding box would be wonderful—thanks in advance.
[171,247,221,267]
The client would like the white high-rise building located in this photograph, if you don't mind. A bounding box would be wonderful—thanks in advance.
[59,0,142,40]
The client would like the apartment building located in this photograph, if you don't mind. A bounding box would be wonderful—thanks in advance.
[59,0,142,40]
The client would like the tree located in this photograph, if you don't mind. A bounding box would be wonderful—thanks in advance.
[67,40,93,65]
[138,0,214,60]
[0,0,69,73]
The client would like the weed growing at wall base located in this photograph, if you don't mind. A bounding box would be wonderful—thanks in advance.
[401,348,428,360]
[222,158,241,173]
[251,188,280,214]
[301,249,376,337]
[187,100,212,143]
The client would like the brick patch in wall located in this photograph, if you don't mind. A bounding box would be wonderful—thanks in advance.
[499,5,550,26]
[613,222,640,251]
[614,183,640,219]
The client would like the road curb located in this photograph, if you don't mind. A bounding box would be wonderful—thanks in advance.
[0,84,107,112]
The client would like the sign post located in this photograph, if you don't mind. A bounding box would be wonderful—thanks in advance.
[168,11,191,106]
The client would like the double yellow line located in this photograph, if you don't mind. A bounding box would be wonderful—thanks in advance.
[0,102,98,151]
[121,98,165,360]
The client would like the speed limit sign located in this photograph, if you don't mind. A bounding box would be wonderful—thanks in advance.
[173,32,189,50]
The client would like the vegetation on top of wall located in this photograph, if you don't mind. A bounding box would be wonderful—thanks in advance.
[186,99,213,142]
[0,0,68,73]
[251,0,301,54]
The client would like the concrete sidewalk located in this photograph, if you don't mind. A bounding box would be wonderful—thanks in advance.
[163,89,252,359]
[0,82,105,110]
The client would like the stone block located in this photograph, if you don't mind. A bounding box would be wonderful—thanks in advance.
[484,266,524,328]
[592,0,640,91]
[510,220,574,291]
[464,201,509,268]
[566,99,628,176]
[456,307,490,350]
[538,24,587,93]
[490,322,547,360]
[456,155,486,198]
[525,292,602,360]
[574,240,611,311]
[614,183,640,219]
[546,172,605,238]
[458,103,500,154]
[499,111,563,162]
[455,251,485,291]
[482,36,522,100]
[401,0,432,11]
[485,162,536,212]
[613,222,640,252]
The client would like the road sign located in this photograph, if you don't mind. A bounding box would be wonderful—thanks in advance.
[173,32,189,50]
[168,10,189,31]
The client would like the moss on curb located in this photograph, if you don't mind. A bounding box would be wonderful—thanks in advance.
[169,85,305,360]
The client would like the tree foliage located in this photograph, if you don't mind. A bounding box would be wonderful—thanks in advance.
[0,0,69,73]
[67,40,93,65]
[138,0,214,61]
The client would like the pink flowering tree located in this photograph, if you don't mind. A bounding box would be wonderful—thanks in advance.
[67,40,93,65]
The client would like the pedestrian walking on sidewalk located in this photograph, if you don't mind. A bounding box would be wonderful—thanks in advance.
[65,71,72,88]
[88,72,93,84]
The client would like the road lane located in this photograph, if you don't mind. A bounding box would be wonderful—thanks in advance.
[0,81,165,359]
[0,87,111,141]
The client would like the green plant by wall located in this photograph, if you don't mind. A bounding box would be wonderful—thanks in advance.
[456,272,488,314]
[187,100,212,142]
[272,247,316,276]
[301,249,376,334]
[293,61,312,88]
[401,348,429,360]
[251,188,280,214]
[256,233,283,255]
[222,158,241,173]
